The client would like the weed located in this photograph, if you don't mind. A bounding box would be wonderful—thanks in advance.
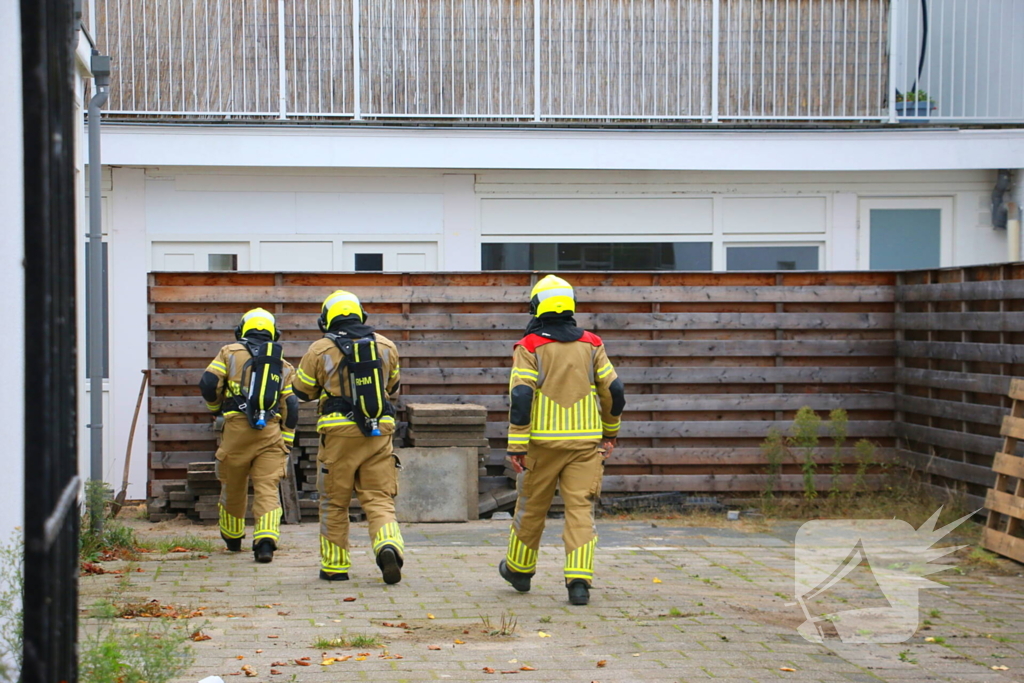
[928,609,941,619]
[0,531,23,681]
[150,535,217,554]
[312,633,382,649]
[538,616,552,624]
[898,649,917,664]
[488,611,517,637]
[792,407,821,500]
[479,614,491,630]
[960,547,1007,573]
[929,636,946,645]
[760,428,786,508]
[668,607,682,617]
[89,599,119,620]
[80,519,142,563]
[828,409,848,500]
[853,439,876,494]
[79,619,195,683]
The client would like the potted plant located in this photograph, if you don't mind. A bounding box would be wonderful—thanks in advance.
[895,90,935,120]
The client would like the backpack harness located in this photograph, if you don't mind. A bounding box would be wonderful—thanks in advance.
[222,341,286,430]
[319,334,394,437]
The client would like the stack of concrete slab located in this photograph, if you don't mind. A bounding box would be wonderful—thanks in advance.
[405,403,489,452]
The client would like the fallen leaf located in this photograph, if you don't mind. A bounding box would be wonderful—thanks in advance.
[267,635,279,639]
[596,660,607,668]
[336,655,352,662]
[236,656,245,660]
[992,666,1010,671]
[454,639,466,645]
[427,613,435,619]
[428,645,441,651]
[925,637,936,643]
[500,671,519,675]
[271,661,286,667]
[189,631,211,642]
[255,649,263,654]
[277,611,290,616]
[780,667,796,672]
[508,659,517,663]
[332,619,342,623]
[294,659,311,666]
[343,597,357,602]
[632,653,640,657]
[321,658,336,666]
[463,629,470,634]
[652,578,662,584]
[241,665,257,678]
[169,546,189,553]
[270,670,282,676]
[357,653,370,657]
[537,631,551,638]
[520,666,536,671]
[354,656,367,661]
[483,667,496,674]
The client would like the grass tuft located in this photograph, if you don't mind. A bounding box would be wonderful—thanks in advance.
[312,633,382,650]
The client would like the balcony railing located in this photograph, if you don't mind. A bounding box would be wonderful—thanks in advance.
[90,0,1023,124]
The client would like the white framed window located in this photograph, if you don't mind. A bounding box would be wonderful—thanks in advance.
[858,197,953,270]
[151,241,251,271]
[724,241,824,271]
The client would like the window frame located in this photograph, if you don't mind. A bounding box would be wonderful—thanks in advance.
[858,197,954,270]
[723,240,825,272]
[480,239,715,271]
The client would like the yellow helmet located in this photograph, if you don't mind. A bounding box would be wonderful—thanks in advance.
[236,307,278,340]
[530,275,575,317]
[319,290,366,331]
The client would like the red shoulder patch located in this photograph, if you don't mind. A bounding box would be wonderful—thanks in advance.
[579,331,604,347]
[514,334,556,353]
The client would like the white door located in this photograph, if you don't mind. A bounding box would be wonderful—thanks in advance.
[342,242,438,271]
[152,241,251,271]
[858,198,953,270]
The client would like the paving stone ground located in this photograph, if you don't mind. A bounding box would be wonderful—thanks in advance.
[79,514,1024,683]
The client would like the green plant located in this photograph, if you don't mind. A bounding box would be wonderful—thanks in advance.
[312,633,382,650]
[83,480,109,546]
[488,611,518,637]
[538,616,552,624]
[896,89,933,103]
[828,409,848,499]
[80,520,142,563]
[898,649,917,664]
[668,607,682,617]
[0,531,23,681]
[929,609,941,619]
[792,407,822,500]
[150,535,217,554]
[853,439,877,494]
[760,428,786,508]
[79,620,195,683]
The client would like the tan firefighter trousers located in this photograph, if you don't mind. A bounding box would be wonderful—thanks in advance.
[215,416,288,546]
[317,433,404,575]
[506,442,604,585]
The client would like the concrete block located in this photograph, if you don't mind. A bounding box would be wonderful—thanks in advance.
[394,447,478,523]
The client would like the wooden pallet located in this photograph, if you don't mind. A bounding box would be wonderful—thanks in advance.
[982,378,1024,563]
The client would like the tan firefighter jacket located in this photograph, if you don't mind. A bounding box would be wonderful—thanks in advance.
[292,333,401,437]
[203,343,296,443]
[506,331,622,453]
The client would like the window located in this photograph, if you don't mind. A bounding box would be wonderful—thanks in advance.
[868,209,941,270]
[482,242,712,271]
[726,245,820,271]
[354,253,384,271]
[208,253,238,271]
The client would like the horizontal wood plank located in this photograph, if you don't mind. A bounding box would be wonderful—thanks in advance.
[482,420,893,440]
[895,423,1003,456]
[984,489,1024,520]
[600,473,883,493]
[920,483,986,514]
[151,285,896,305]
[897,449,995,488]
[895,368,1012,396]
[897,341,1024,365]
[151,311,894,332]
[151,366,896,386]
[1001,415,1024,441]
[1010,379,1024,402]
[982,527,1024,564]
[991,452,1024,480]
[897,279,1024,302]
[897,395,1006,427]
[896,312,1024,332]
[152,338,897,359]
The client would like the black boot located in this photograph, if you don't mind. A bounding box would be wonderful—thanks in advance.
[567,580,590,605]
[499,560,533,593]
[376,547,403,585]
[221,533,242,552]
[319,569,349,581]
[253,539,275,564]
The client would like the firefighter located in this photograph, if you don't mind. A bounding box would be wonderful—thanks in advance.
[198,308,298,563]
[292,290,404,584]
[499,275,625,605]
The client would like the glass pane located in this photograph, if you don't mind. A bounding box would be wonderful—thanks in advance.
[869,209,941,270]
[480,242,712,271]
[726,246,819,271]
[208,253,238,271]
[84,242,109,378]
[354,253,384,271]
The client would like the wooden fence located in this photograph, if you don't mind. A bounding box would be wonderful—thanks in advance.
[895,263,1024,513]
[148,270,899,503]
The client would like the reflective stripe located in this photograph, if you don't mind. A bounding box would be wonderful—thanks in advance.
[219,505,245,540]
[535,286,575,302]
[296,367,317,387]
[602,420,621,431]
[596,362,614,379]
[317,414,395,431]
[282,430,295,444]
[531,431,603,441]
[505,528,538,574]
[207,361,227,374]
[320,536,351,573]
[390,364,400,377]
[324,291,361,311]
[205,402,221,412]
[280,385,294,397]
[564,536,597,582]
[511,367,538,377]
[253,508,283,543]
[372,522,404,555]
[507,434,530,444]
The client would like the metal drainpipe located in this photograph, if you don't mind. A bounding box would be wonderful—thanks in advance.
[88,51,111,530]
[1012,170,1024,262]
